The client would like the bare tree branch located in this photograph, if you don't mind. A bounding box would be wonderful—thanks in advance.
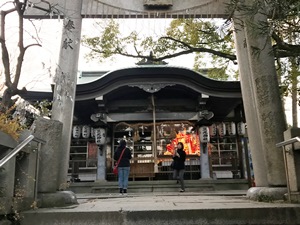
[272,31,300,58]
[158,36,237,61]
[1,0,44,108]
[1,8,17,89]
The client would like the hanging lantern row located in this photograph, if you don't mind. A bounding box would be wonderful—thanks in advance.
[208,122,246,137]
[72,125,106,144]
[200,122,246,143]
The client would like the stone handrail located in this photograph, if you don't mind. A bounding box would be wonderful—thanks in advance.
[0,135,35,168]
[276,137,300,149]
[276,136,300,202]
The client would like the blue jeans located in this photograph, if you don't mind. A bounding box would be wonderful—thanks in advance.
[118,167,130,189]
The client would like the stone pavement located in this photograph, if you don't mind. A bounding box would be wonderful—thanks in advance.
[21,190,300,225]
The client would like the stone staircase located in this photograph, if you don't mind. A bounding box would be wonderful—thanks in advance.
[19,179,300,225]
[68,179,250,194]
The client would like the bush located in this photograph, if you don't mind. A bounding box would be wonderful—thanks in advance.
[0,105,24,140]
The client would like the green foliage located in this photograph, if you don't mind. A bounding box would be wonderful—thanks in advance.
[82,18,237,81]
[33,100,52,118]
[226,0,300,121]
[0,105,24,140]
[82,19,121,62]
[0,99,52,140]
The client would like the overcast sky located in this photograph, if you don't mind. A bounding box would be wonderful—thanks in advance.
[1,14,194,92]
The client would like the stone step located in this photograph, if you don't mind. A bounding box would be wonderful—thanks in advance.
[20,193,300,225]
[69,179,250,194]
[91,184,215,193]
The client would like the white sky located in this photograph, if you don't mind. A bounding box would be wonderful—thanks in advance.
[1,15,195,91]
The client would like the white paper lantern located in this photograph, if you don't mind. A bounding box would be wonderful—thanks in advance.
[90,127,95,138]
[218,122,226,136]
[209,124,217,136]
[199,126,210,143]
[237,122,246,135]
[82,125,90,138]
[72,125,81,138]
[95,128,106,145]
[228,122,236,136]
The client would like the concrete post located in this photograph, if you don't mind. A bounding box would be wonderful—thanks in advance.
[51,0,83,188]
[242,0,286,186]
[283,128,300,194]
[200,142,211,179]
[233,18,268,186]
[0,153,16,198]
[0,131,18,201]
[199,126,211,179]
[97,144,107,181]
[14,143,38,199]
[33,118,62,193]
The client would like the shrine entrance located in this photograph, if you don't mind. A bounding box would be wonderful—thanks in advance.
[66,65,246,182]
[22,0,287,188]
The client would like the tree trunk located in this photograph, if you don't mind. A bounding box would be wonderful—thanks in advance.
[290,57,299,127]
[1,87,17,110]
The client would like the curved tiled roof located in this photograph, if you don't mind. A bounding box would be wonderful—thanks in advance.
[19,65,243,123]
[76,66,241,101]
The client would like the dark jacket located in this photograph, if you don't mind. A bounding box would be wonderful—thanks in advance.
[114,145,132,167]
[172,149,186,170]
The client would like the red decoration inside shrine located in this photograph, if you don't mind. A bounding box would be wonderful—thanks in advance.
[165,130,200,155]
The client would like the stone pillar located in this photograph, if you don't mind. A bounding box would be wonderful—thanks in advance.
[0,151,16,198]
[51,0,83,188]
[0,132,17,201]
[33,118,62,193]
[200,142,211,179]
[239,0,286,186]
[96,144,107,181]
[14,142,38,199]
[283,128,300,202]
[233,18,268,186]
[199,127,211,179]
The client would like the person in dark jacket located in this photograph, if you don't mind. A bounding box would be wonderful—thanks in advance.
[172,142,186,192]
[114,139,132,195]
